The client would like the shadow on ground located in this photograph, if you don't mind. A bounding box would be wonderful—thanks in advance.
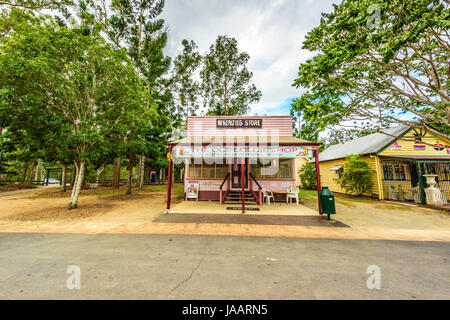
[154,213,349,227]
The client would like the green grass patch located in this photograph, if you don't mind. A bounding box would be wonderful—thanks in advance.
[298,189,317,200]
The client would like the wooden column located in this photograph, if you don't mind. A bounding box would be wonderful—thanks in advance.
[166,146,173,212]
[417,161,426,205]
[314,147,323,215]
[241,159,245,214]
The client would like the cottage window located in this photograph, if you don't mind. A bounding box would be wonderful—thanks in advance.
[383,164,407,181]
[336,167,344,179]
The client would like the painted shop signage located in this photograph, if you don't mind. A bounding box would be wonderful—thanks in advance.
[390,141,403,151]
[433,141,444,151]
[216,118,262,128]
[414,145,426,151]
[174,145,312,159]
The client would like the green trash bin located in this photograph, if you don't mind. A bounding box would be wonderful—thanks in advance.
[320,187,336,220]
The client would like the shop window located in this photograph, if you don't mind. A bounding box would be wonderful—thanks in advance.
[250,159,292,179]
[382,163,407,181]
[202,159,215,178]
[188,159,228,179]
[215,162,228,179]
[279,159,292,179]
[189,162,202,178]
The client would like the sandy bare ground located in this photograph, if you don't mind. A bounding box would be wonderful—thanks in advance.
[300,194,450,231]
[0,185,449,241]
[0,185,172,225]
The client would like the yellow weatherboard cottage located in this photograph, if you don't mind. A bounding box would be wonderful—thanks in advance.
[318,125,450,206]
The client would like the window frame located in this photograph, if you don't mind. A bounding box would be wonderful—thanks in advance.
[382,163,407,181]
[250,158,293,180]
[187,159,229,180]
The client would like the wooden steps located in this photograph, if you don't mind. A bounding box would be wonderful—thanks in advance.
[223,191,258,205]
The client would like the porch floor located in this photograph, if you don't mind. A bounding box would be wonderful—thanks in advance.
[170,200,318,216]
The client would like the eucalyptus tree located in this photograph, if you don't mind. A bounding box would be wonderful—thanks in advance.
[0,20,146,208]
[292,0,450,139]
[201,35,261,116]
[0,0,69,9]
[83,0,172,192]
[171,39,202,119]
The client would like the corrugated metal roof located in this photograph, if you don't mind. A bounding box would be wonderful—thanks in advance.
[380,155,450,160]
[319,125,411,162]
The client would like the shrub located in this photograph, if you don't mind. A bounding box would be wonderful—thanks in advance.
[335,154,374,196]
[298,162,317,190]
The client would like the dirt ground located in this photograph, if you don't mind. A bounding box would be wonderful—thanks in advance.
[300,193,450,230]
[0,184,449,240]
[0,184,183,225]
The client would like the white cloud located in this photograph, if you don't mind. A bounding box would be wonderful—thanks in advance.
[162,0,338,115]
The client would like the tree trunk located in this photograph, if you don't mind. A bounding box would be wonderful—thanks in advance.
[139,156,145,190]
[101,166,106,186]
[70,165,76,188]
[61,164,67,192]
[113,157,121,189]
[126,154,134,195]
[34,160,40,183]
[68,161,86,210]
[82,166,87,189]
[22,162,29,183]
[28,161,36,185]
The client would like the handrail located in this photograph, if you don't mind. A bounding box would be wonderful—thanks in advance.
[249,173,263,205]
[249,173,262,190]
[219,173,230,190]
[219,173,230,205]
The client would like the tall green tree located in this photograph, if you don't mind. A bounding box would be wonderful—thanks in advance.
[0,19,146,208]
[84,0,172,192]
[292,0,449,139]
[171,39,202,120]
[0,0,69,9]
[201,35,261,116]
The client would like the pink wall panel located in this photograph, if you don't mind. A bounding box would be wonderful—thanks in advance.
[186,116,293,137]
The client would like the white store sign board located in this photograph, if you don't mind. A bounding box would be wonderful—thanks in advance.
[174,145,313,159]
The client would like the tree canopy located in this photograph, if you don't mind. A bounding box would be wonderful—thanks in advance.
[201,35,261,116]
[292,0,449,141]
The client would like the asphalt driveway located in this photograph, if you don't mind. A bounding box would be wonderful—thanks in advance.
[0,233,448,299]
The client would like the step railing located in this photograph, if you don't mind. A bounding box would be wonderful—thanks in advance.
[249,173,263,205]
[219,173,231,205]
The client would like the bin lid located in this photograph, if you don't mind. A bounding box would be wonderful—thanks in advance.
[320,187,333,196]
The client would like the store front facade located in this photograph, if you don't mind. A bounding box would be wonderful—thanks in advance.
[165,116,322,213]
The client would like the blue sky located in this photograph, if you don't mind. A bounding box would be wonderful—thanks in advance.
[162,0,338,116]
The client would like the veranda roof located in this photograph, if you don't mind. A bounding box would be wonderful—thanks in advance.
[168,136,320,146]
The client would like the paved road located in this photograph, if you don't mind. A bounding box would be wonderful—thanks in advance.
[0,233,448,299]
